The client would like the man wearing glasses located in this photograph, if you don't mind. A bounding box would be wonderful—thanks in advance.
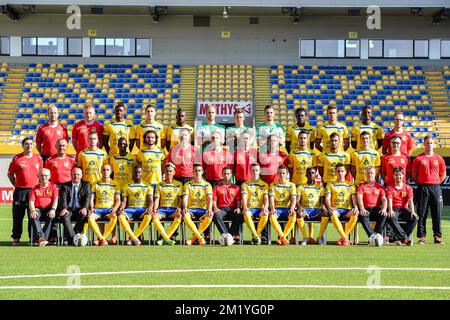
[382,111,413,156]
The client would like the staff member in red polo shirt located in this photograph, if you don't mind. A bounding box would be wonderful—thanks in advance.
[7,137,43,246]
[381,135,411,186]
[167,128,199,185]
[28,168,59,246]
[356,166,389,240]
[386,166,417,244]
[35,106,68,163]
[212,166,242,243]
[234,131,257,187]
[202,130,233,187]
[72,104,104,156]
[258,134,289,185]
[412,135,446,245]
[382,111,413,156]
[44,138,76,185]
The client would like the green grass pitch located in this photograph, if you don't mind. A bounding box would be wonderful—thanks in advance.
[0,204,448,300]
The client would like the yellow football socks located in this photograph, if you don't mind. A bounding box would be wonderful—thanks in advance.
[255,215,269,236]
[318,217,329,237]
[167,217,181,238]
[87,216,105,241]
[118,215,137,240]
[344,215,358,237]
[135,214,151,238]
[269,215,285,239]
[102,216,117,239]
[183,214,203,240]
[153,218,171,240]
[297,218,307,238]
[330,214,347,238]
[283,216,296,238]
[244,212,258,238]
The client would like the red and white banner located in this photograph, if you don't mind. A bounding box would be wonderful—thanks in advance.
[0,187,14,204]
[197,101,253,117]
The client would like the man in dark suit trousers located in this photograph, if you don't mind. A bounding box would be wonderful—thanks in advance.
[59,167,91,245]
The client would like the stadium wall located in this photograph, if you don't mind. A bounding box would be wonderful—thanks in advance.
[0,15,449,65]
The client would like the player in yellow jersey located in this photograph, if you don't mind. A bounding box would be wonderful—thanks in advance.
[182,164,213,246]
[315,105,349,152]
[87,164,120,246]
[77,132,108,186]
[103,102,136,156]
[137,130,167,190]
[286,108,316,152]
[136,104,166,150]
[351,106,384,151]
[317,132,351,185]
[350,131,381,185]
[117,165,153,246]
[166,108,194,150]
[268,165,297,246]
[324,164,359,246]
[296,167,327,245]
[152,163,183,246]
[109,137,137,189]
[241,163,269,245]
[289,130,317,185]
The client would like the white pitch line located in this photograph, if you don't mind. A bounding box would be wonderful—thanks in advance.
[1,267,450,280]
[0,284,449,290]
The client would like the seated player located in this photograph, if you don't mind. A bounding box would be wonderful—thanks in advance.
[324,164,359,246]
[386,167,417,245]
[241,163,270,245]
[87,164,120,246]
[356,166,390,243]
[296,167,327,245]
[117,165,153,246]
[268,165,297,246]
[152,162,183,246]
[181,164,213,246]
[212,166,242,243]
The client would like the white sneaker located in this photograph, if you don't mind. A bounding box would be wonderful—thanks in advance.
[300,238,308,246]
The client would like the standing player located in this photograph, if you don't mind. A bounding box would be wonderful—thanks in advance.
[356,166,391,242]
[258,134,289,185]
[201,130,233,187]
[181,164,213,246]
[351,106,384,151]
[212,167,242,243]
[166,108,194,150]
[77,132,108,186]
[386,167,418,244]
[268,165,297,246]
[109,137,137,189]
[315,105,349,152]
[296,167,327,245]
[317,133,351,185]
[28,169,59,246]
[195,105,225,151]
[286,108,316,152]
[117,165,153,246]
[381,135,411,186]
[412,135,446,244]
[382,111,413,156]
[324,164,359,246]
[87,164,120,246]
[152,163,182,246]
[103,101,135,156]
[72,104,104,156]
[8,137,43,245]
[350,131,381,185]
[234,131,258,187]
[167,128,199,185]
[136,130,167,190]
[241,163,270,245]
[35,106,68,163]
[44,138,76,185]
[256,105,285,149]
[226,108,249,152]
[136,104,166,150]
[289,130,317,186]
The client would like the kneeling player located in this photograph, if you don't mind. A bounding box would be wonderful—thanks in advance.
[182,164,213,245]
[296,167,327,245]
[324,164,359,246]
[118,165,153,246]
[88,164,120,246]
[241,163,270,245]
[152,162,182,246]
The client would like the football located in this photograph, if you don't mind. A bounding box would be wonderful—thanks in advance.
[219,233,234,246]
[73,233,88,247]
[369,233,384,247]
